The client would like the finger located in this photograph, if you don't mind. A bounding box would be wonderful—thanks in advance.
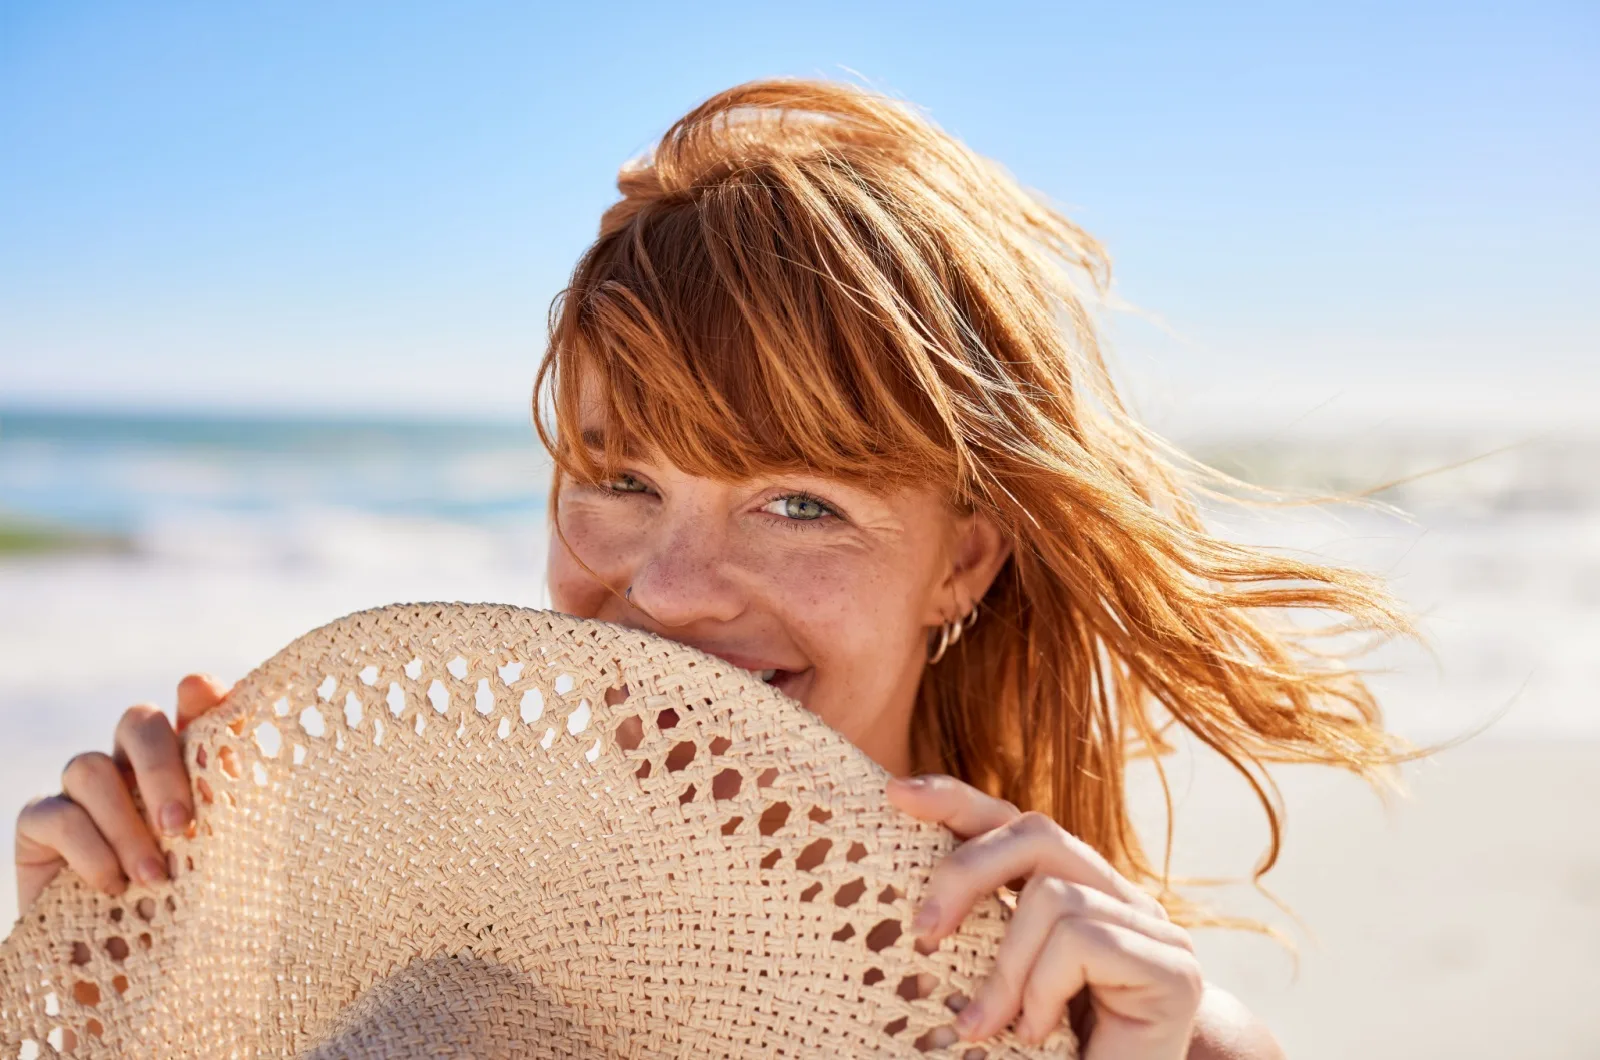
[15,794,128,901]
[113,704,193,838]
[1013,918,1203,1052]
[916,812,1163,942]
[175,672,229,731]
[958,876,1193,1041]
[885,773,1020,839]
[61,751,168,887]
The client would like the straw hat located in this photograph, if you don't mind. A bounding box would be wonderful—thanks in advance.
[1,604,1077,1058]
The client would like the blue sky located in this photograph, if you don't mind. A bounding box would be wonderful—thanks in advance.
[0,2,1594,423]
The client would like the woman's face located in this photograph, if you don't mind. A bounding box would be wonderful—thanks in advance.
[545,406,1010,778]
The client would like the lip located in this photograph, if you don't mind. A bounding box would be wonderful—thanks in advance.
[685,646,812,698]
[611,625,809,689]
[692,647,806,676]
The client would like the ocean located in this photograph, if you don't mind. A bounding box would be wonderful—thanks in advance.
[0,408,552,565]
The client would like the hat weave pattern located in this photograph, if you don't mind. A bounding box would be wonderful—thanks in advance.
[0,604,1077,1058]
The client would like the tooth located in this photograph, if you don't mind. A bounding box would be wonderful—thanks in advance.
[758,669,777,681]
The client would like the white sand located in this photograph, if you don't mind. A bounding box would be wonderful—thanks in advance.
[1127,742,1600,1059]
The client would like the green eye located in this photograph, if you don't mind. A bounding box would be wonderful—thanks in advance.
[602,473,649,494]
[783,496,827,520]
[764,493,832,521]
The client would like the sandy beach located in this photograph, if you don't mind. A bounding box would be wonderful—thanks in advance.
[1,414,1595,1057]
[1130,743,1600,1059]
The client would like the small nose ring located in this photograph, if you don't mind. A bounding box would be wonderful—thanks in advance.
[624,584,634,601]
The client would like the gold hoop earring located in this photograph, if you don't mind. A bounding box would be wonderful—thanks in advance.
[927,601,979,665]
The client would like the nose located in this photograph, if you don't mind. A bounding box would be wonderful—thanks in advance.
[623,508,746,630]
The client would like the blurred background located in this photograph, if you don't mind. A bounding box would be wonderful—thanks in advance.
[1,3,1595,1056]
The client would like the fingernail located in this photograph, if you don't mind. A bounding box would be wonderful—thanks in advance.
[160,802,190,836]
[912,900,940,933]
[894,775,927,788]
[955,1001,983,1035]
[136,856,167,884]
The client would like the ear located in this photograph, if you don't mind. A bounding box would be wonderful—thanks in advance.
[922,507,1013,626]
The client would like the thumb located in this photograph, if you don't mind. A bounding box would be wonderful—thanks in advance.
[175,673,231,732]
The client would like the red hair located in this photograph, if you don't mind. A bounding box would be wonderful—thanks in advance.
[534,78,1418,927]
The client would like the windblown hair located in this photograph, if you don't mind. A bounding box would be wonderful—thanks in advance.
[533,78,1417,926]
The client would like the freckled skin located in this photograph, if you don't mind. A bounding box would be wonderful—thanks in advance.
[545,421,1010,778]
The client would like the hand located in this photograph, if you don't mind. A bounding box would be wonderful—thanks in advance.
[14,673,230,912]
[886,773,1203,1058]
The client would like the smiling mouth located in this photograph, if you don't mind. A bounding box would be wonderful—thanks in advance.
[754,668,808,695]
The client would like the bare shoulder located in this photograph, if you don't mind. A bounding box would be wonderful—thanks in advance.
[1187,983,1285,1060]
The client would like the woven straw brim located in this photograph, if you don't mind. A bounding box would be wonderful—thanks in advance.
[1,604,1076,1058]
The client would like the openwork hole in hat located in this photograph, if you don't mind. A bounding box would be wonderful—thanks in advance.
[1,604,1077,1058]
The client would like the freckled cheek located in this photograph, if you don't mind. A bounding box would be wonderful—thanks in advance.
[546,542,600,617]
[546,504,649,616]
[768,560,913,676]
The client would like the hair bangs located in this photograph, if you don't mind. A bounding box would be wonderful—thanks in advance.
[539,178,962,495]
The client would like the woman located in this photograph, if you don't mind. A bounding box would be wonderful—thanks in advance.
[13,79,1415,1057]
